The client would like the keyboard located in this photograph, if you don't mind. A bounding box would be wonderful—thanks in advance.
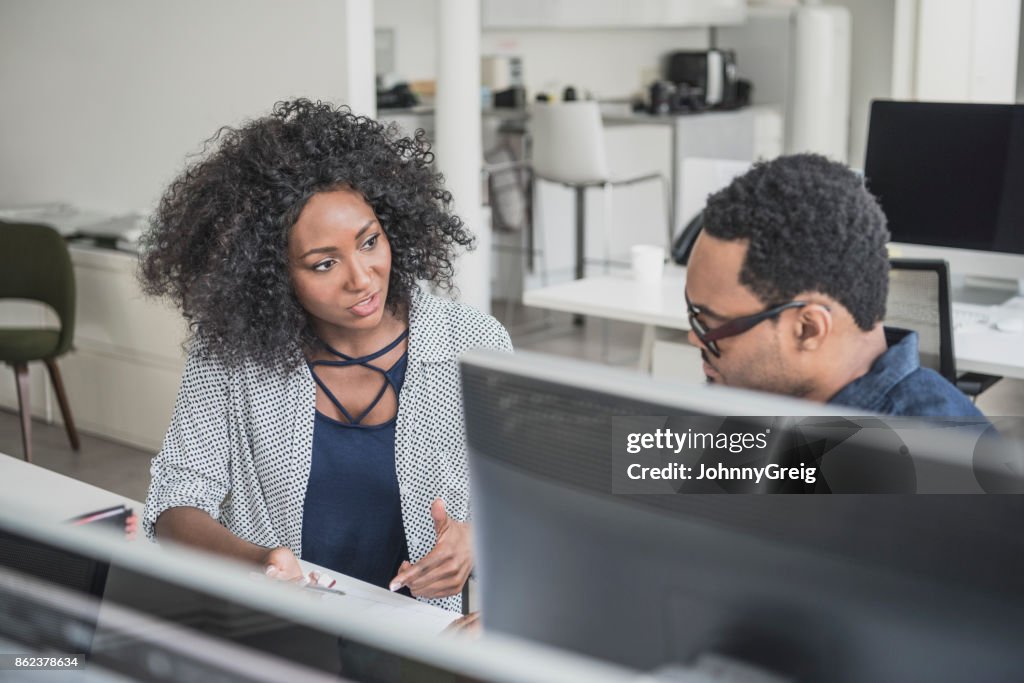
[952,304,992,330]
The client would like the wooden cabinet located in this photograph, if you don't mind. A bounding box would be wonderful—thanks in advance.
[482,0,746,29]
[0,245,187,452]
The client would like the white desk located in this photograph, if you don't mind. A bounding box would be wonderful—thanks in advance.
[523,266,1024,380]
[0,451,143,522]
[0,452,457,633]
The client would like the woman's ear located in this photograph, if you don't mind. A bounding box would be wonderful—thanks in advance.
[794,304,832,351]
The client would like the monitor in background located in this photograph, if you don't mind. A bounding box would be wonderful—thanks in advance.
[863,100,1024,290]
[463,349,1024,682]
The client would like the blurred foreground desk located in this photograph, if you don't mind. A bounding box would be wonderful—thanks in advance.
[523,266,1024,380]
[0,452,456,633]
[0,451,642,682]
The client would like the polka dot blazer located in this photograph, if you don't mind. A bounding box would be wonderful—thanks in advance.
[144,290,513,613]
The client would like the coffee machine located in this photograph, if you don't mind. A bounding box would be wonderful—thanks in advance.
[648,49,747,114]
[482,55,525,109]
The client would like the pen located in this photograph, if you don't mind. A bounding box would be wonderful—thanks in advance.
[249,570,346,596]
[303,583,346,596]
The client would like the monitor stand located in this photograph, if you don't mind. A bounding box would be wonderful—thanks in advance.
[952,274,1024,306]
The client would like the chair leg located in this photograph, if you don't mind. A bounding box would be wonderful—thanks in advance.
[44,358,80,451]
[574,185,586,326]
[661,174,673,247]
[602,181,614,275]
[12,363,32,463]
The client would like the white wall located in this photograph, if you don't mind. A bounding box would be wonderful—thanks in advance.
[829,0,896,168]
[0,0,349,214]
[375,0,709,100]
[1017,2,1024,100]
[914,0,1020,103]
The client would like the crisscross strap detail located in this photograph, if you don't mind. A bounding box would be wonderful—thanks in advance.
[308,328,409,426]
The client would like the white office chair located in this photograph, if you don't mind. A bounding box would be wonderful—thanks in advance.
[529,101,669,282]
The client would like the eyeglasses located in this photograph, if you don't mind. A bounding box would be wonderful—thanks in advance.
[685,292,808,358]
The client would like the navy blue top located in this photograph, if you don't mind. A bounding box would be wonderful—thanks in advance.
[301,331,409,589]
[828,327,983,417]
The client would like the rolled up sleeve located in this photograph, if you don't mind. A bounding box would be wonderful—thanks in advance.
[144,343,233,541]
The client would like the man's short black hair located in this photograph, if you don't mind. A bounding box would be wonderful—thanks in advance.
[702,153,890,331]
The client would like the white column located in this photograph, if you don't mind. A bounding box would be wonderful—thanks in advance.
[344,0,376,118]
[435,0,487,313]
[891,0,919,100]
[914,0,1021,103]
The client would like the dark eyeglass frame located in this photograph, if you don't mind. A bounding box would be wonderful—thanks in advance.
[686,293,808,358]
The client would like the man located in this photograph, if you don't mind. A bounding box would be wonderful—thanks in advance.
[684,153,981,417]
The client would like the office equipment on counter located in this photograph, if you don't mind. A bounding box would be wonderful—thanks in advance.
[953,304,992,331]
[865,100,1024,291]
[375,82,418,110]
[64,213,147,251]
[463,349,1024,682]
[666,50,743,110]
[0,204,146,249]
[0,203,109,236]
[482,54,525,109]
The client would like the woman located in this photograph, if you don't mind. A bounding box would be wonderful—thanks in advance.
[141,99,511,613]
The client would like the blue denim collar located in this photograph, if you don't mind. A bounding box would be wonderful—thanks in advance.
[828,327,919,413]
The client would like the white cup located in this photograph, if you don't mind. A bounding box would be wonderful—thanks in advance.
[631,244,666,284]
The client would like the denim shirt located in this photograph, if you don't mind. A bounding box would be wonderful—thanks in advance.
[828,328,983,417]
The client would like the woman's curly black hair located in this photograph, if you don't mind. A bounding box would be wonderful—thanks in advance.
[702,153,891,331]
[139,98,473,368]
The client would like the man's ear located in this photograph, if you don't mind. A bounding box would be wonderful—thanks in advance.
[794,304,832,351]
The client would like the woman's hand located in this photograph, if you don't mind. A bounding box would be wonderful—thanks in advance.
[124,512,139,541]
[262,546,305,582]
[443,611,482,637]
[389,498,472,599]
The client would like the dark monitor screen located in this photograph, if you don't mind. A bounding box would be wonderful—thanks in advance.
[463,349,1024,682]
[864,100,1024,256]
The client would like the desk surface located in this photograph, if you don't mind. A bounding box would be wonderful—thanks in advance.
[0,453,457,633]
[523,267,1024,380]
[524,266,690,330]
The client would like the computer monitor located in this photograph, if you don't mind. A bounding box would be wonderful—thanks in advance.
[863,100,1024,289]
[0,502,637,683]
[0,565,342,683]
[462,349,1024,681]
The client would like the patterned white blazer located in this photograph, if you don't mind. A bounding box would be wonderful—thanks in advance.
[144,290,513,613]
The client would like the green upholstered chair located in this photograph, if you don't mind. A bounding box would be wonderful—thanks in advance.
[0,222,80,462]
